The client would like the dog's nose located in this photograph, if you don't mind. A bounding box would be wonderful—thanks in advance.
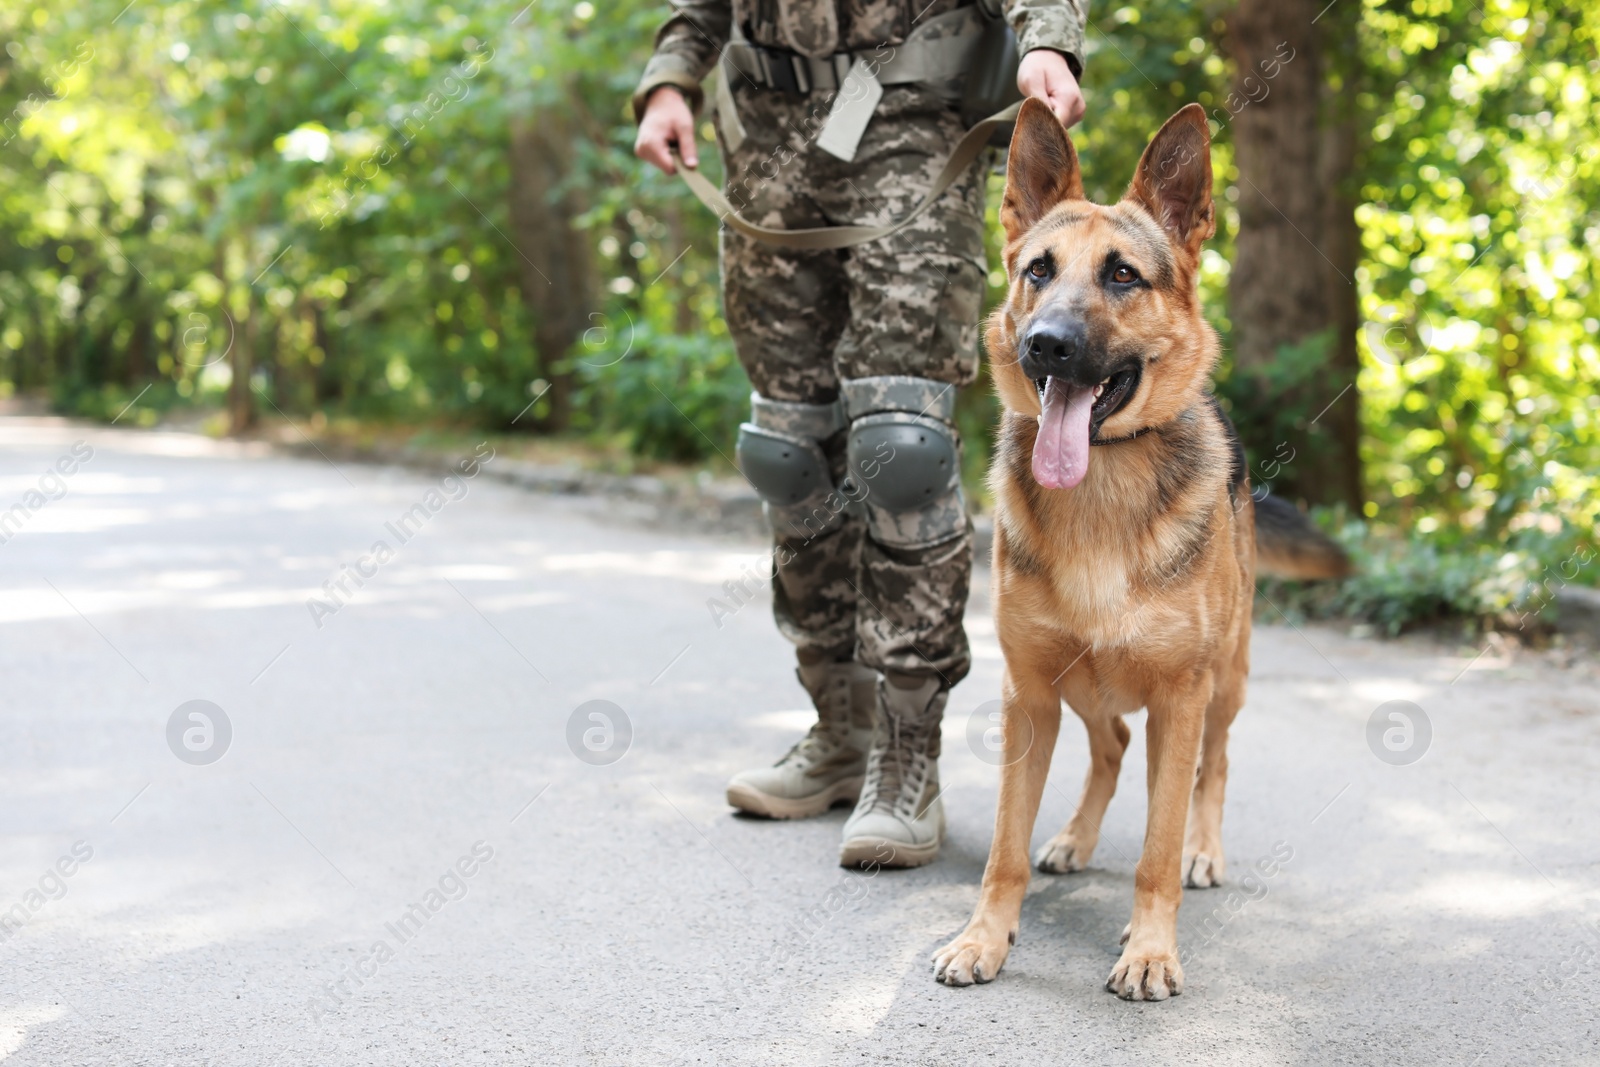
[1022,315,1087,376]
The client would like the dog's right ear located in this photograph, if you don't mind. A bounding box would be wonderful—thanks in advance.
[1000,98,1084,250]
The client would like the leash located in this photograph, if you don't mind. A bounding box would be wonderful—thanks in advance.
[669,101,1021,251]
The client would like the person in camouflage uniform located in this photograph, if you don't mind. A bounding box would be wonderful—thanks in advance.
[634,0,1087,868]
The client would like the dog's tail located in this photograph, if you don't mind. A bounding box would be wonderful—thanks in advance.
[1252,494,1352,580]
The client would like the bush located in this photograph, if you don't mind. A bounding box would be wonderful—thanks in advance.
[1260,514,1594,636]
[574,322,749,463]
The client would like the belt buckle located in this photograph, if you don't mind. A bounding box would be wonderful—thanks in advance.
[760,46,806,94]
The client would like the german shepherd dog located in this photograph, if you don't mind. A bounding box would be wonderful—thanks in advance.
[932,100,1348,999]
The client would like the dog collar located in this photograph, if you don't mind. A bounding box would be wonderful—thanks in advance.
[1090,426,1155,446]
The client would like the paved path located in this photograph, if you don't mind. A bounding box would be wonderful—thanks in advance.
[1,415,1596,1065]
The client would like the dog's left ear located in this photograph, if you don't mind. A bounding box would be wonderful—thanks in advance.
[1127,104,1215,259]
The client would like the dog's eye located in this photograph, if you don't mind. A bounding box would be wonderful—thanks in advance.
[1027,259,1050,280]
[1112,265,1140,284]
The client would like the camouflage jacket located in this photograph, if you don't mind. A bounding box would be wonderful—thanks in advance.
[632,0,1088,120]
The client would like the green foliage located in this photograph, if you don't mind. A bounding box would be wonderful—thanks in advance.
[574,322,749,463]
[1262,510,1590,636]
[1353,0,1599,559]
[0,0,729,440]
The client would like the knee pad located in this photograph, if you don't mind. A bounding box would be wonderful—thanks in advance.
[735,392,850,540]
[841,376,968,550]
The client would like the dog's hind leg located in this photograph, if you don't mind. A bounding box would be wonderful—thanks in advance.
[1035,710,1130,874]
[933,662,1062,986]
[1183,639,1245,888]
[1106,670,1209,1001]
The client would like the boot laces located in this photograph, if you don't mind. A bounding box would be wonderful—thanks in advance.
[777,722,847,768]
[777,672,853,769]
[860,714,934,817]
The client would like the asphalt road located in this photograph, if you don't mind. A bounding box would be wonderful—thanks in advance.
[1,413,1597,1066]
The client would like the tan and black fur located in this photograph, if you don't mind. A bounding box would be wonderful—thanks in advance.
[932,100,1348,998]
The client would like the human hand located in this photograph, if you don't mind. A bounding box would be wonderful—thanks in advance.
[1017,49,1085,128]
[634,86,698,174]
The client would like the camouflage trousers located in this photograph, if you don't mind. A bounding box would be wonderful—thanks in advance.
[717,83,987,686]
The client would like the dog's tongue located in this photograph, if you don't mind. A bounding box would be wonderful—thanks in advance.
[1032,377,1096,490]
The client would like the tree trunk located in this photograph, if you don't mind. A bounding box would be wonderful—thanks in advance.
[1224,0,1362,510]
[123,182,158,385]
[125,274,151,385]
[1227,0,1325,372]
[312,300,337,405]
[1310,1,1363,511]
[507,108,595,432]
[229,283,257,434]
[75,263,100,387]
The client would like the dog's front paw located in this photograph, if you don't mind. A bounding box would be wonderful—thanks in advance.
[1106,949,1183,1001]
[933,926,1014,987]
[1034,832,1094,874]
[1183,851,1224,888]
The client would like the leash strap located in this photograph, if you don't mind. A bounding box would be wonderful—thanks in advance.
[670,100,1020,251]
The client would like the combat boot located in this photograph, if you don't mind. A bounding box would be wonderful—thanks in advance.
[839,674,947,868]
[726,659,877,819]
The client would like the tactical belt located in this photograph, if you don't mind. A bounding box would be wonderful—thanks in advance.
[671,100,1019,250]
[722,32,983,95]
